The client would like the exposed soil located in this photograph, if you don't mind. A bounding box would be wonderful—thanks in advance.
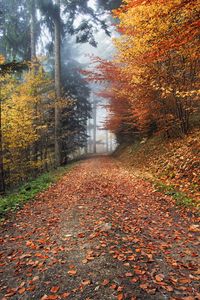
[0,157,199,300]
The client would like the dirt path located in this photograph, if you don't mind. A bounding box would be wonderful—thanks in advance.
[0,157,199,300]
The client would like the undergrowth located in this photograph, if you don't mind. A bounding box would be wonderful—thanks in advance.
[0,164,75,219]
[154,182,196,208]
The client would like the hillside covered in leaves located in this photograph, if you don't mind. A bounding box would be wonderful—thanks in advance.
[115,129,200,209]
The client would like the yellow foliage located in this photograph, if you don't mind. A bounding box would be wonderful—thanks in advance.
[1,67,55,183]
[0,55,5,64]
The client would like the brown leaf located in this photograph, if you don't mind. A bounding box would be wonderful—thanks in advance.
[189,225,199,232]
[32,276,40,282]
[78,233,85,238]
[82,259,88,264]
[147,288,156,295]
[82,279,91,286]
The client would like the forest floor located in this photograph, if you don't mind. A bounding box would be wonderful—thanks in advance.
[115,129,200,205]
[0,157,200,300]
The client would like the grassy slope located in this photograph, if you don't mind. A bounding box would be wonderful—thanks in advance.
[0,163,76,219]
[115,129,200,210]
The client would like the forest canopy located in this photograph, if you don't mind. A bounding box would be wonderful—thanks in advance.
[82,0,200,143]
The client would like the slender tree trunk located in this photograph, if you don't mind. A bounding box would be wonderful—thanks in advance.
[110,132,113,152]
[30,0,36,60]
[54,0,61,166]
[0,98,5,194]
[105,130,109,153]
[92,98,97,154]
[88,119,92,153]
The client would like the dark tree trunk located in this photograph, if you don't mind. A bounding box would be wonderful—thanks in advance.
[93,97,97,154]
[54,0,61,166]
[0,98,5,194]
[30,0,36,60]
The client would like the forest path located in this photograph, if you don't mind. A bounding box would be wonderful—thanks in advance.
[0,157,199,300]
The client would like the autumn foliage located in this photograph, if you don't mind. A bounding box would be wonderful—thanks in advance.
[0,63,74,187]
[82,0,200,141]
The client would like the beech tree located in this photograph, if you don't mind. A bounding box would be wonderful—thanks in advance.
[82,0,200,141]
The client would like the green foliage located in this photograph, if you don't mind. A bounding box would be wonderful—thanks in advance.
[154,182,195,208]
[0,163,75,219]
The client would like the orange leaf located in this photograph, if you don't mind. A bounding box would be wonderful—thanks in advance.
[128,255,136,261]
[61,292,70,298]
[68,270,77,276]
[155,274,165,282]
[18,287,26,295]
[110,283,117,290]
[117,293,124,300]
[140,283,148,289]
[163,285,173,292]
[50,286,60,293]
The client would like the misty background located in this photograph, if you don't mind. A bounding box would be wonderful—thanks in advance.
[37,0,119,153]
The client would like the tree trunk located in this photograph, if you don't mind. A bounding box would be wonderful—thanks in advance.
[30,0,36,60]
[110,132,113,152]
[92,97,97,154]
[54,0,61,166]
[0,98,5,194]
[105,130,109,153]
[88,119,92,153]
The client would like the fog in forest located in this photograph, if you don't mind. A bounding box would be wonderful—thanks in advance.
[37,0,119,153]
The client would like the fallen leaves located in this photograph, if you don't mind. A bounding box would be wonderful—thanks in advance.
[189,225,200,232]
[0,157,199,300]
